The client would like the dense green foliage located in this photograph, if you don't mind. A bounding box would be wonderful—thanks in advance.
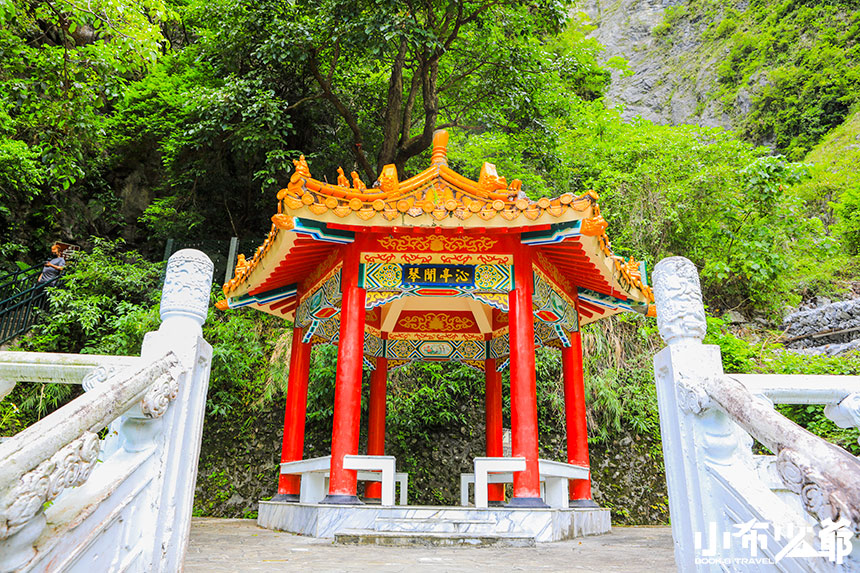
[2,0,860,523]
[0,0,175,258]
[451,104,817,310]
[1,239,163,432]
[656,0,860,160]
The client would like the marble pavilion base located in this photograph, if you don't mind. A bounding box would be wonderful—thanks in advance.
[257,501,611,543]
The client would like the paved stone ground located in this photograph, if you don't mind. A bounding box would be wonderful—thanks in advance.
[186,518,676,572]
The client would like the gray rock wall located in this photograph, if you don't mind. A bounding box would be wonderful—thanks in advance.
[782,298,860,355]
[580,0,736,129]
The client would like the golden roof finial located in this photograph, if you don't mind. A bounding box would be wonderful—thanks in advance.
[293,155,310,177]
[431,130,449,166]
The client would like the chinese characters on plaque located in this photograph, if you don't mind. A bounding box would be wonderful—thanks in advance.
[402,264,475,287]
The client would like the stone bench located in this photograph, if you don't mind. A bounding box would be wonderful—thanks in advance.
[460,458,589,508]
[537,459,589,509]
[280,455,407,505]
[354,470,409,506]
[280,455,332,504]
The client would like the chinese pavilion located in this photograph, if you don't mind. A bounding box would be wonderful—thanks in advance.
[217,130,654,510]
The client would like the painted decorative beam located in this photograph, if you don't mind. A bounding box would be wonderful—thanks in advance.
[521,220,582,246]
[577,287,649,314]
[223,284,297,309]
[292,218,355,244]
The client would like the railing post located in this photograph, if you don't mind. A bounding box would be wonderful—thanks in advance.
[224,237,239,284]
[0,249,213,573]
[652,257,742,570]
[140,249,213,571]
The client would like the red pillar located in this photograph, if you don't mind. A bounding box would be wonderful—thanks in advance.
[485,358,505,505]
[507,244,546,507]
[562,330,597,506]
[364,356,388,502]
[276,326,313,500]
[323,243,366,504]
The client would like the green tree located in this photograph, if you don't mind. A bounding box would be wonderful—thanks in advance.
[0,0,172,254]
[182,0,605,181]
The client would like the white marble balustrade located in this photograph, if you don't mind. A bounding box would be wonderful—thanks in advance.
[653,256,860,572]
[0,249,214,573]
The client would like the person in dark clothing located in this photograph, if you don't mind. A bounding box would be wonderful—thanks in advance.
[37,244,65,284]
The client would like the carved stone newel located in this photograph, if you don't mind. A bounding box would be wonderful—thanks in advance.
[652,257,706,346]
[143,249,213,368]
[159,249,214,335]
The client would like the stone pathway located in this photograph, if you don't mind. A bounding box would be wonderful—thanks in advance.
[186,518,676,572]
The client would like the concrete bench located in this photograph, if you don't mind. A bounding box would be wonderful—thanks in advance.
[472,456,526,508]
[280,455,332,504]
[343,454,400,506]
[460,458,589,508]
[537,459,589,509]
[280,455,407,506]
[354,470,409,506]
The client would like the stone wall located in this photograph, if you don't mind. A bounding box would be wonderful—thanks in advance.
[782,298,860,355]
[193,397,669,525]
[579,0,736,130]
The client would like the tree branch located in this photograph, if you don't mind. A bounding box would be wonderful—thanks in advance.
[377,37,409,173]
[308,50,376,181]
[284,93,324,111]
[394,51,439,167]
[399,64,422,146]
[326,40,340,86]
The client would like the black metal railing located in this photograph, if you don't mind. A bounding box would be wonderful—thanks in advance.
[0,274,60,346]
[0,263,43,295]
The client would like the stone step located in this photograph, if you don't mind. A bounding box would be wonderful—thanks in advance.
[334,529,536,547]
[373,517,497,534]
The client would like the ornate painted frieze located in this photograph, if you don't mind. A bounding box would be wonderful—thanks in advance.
[296,270,342,342]
[362,356,376,371]
[365,290,404,308]
[377,235,498,252]
[396,312,476,332]
[577,287,648,315]
[471,292,509,312]
[532,251,575,296]
[362,252,512,265]
[534,318,567,348]
[363,333,384,358]
[490,333,510,360]
[521,220,582,246]
[292,217,355,244]
[299,258,342,305]
[459,360,486,374]
[532,271,578,345]
[224,284,297,310]
[385,338,485,361]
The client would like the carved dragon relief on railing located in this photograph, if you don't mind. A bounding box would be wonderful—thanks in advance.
[0,432,100,539]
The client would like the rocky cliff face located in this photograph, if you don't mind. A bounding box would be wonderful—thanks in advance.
[579,0,739,129]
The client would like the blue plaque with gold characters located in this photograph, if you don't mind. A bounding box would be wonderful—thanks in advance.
[402,264,475,287]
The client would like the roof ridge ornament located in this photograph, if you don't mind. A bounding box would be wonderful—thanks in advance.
[430,130,449,166]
